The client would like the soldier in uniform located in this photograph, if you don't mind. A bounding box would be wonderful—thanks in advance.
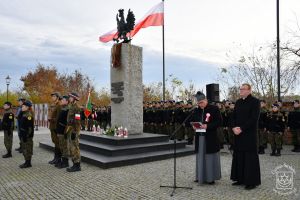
[287,100,300,152]
[80,105,86,131]
[2,102,14,158]
[227,102,235,150]
[258,100,268,154]
[48,92,62,165]
[15,98,25,153]
[56,95,70,168]
[184,100,195,145]
[66,92,81,172]
[216,102,225,149]
[266,104,285,156]
[19,100,34,168]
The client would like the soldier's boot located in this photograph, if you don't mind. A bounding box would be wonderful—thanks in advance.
[57,157,69,168]
[66,162,81,172]
[270,149,276,156]
[19,160,32,168]
[187,138,193,145]
[54,157,62,167]
[2,151,12,158]
[15,145,21,151]
[292,145,300,152]
[48,154,59,165]
[258,147,265,154]
[275,149,281,156]
[294,145,300,152]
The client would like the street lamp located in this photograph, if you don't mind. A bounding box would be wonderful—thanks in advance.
[5,75,11,101]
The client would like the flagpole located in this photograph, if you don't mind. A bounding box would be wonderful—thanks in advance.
[162,0,166,101]
[276,0,280,101]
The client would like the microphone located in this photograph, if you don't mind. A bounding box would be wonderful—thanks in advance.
[189,105,198,112]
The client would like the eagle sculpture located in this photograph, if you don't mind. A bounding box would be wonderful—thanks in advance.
[114,9,135,43]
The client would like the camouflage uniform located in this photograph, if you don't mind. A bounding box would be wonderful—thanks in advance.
[258,107,268,154]
[57,106,69,157]
[266,110,285,156]
[19,109,34,167]
[288,106,300,152]
[48,100,61,163]
[66,102,81,164]
[2,108,14,157]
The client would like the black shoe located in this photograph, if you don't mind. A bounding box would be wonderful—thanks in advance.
[194,180,198,183]
[18,149,23,153]
[57,158,69,169]
[294,148,300,152]
[270,149,276,156]
[19,160,32,168]
[66,162,81,172]
[54,158,62,167]
[258,147,265,154]
[232,182,243,186]
[48,156,58,165]
[15,147,21,151]
[206,181,215,185]
[275,149,281,156]
[2,152,12,158]
[245,185,256,190]
[187,140,193,145]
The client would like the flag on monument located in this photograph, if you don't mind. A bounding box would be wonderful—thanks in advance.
[84,90,92,118]
[99,2,164,43]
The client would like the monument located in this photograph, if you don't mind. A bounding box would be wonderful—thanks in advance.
[111,43,143,134]
[39,8,193,169]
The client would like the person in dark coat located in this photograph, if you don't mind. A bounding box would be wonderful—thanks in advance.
[230,83,261,190]
[192,91,222,185]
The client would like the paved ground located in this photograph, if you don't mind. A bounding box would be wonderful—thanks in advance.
[0,128,299,200]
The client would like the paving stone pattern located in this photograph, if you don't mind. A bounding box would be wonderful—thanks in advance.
[0,128,299,200]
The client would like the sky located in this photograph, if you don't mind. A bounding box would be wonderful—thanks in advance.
[0,0,300,94]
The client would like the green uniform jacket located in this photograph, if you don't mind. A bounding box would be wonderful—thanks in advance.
[67,102,81,133]
[49,101,61,130]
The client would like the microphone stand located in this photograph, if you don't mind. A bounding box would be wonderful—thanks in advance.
[160,107,195,196]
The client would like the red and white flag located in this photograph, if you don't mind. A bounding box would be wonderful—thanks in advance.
[99,2,164,43]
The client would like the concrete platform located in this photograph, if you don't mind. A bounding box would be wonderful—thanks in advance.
[39,132,194,169]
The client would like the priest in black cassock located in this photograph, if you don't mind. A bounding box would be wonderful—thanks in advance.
[192,91,222,185]
[231,83,261,190]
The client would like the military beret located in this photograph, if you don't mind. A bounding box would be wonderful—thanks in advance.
[272,103,279,108]
[68,92,80,101]
[260,100,266,103]
[51,92,61,97]
[23,100,32,107]
[4,101,12,106]
[195,91,206,101]
[294,100,299,104]
[61,95,69,100]
[18,98,26,102]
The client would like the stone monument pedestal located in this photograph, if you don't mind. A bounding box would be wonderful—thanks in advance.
[110,43,143,134]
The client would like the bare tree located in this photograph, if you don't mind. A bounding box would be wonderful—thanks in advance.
[217,44,300,102]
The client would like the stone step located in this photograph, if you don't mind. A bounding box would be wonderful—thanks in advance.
[79,132,170,146]
[39,141,194,169]
[79,139,187,156]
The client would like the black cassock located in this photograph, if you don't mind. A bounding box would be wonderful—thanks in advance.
[231,94,261,186]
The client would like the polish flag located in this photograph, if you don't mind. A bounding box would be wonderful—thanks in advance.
[99,2,164,43]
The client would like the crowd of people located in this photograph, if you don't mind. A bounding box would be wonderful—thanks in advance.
[1,86,299,187]
[1,92,82,172]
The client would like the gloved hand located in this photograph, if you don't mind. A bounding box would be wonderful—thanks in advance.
[71,132,76,140]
